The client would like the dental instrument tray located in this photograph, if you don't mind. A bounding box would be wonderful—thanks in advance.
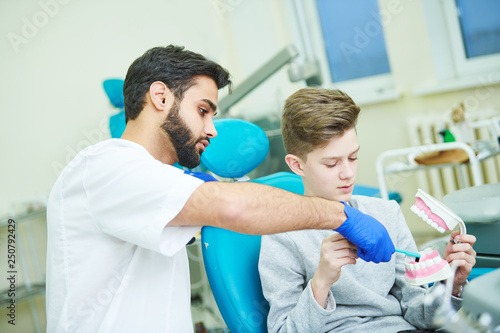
[413,148,470,165]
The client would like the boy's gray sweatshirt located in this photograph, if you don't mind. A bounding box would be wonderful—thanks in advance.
[259,195,462,333]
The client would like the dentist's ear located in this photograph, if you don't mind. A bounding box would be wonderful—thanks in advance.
[149,81,171,110]
[285,154,305,177]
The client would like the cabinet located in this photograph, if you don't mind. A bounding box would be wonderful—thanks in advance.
[0,208,46,333]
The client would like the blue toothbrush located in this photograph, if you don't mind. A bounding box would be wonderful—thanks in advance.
[395,248,421,260]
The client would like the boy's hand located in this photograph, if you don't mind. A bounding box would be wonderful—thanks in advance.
[314,233,357,286]
[443,231,476,296]
[335,203,395,263]
[311,233,357,307]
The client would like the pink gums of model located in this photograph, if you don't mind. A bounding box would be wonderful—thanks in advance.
[404,247,452,285]
[410,189,466,235]
[411,197,449,232]
[406,189,465,285]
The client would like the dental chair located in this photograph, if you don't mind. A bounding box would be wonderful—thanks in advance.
[199,119,402,333]
[103,79,126,138]
[200,119,275,333]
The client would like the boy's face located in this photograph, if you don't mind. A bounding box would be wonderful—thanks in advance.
[295,128,359,202]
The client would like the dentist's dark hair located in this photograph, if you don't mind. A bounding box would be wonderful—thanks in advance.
[123,45,232,123]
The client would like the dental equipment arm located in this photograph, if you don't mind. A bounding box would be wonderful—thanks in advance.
[217,44,321,116]
[218,45,299,116]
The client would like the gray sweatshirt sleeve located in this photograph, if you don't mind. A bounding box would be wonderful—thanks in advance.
[388,202,463,329]
[259,232,335,332]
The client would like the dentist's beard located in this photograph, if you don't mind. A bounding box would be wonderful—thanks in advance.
[160,102,208,169]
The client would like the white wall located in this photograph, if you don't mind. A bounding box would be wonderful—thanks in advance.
[0,0,235,217]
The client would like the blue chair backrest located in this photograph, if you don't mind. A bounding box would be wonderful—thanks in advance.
[201,172,303,333]
[201,118,272,332]
[201,228,267,332]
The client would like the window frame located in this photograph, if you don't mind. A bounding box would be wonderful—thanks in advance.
[442,0,500,77]
[416,0,500,95]
[288,0,399,105]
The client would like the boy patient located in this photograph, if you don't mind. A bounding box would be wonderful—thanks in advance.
[258,88,476,333]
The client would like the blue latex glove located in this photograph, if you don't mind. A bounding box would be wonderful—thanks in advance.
[183,170,218,182]
[335,202,395,263]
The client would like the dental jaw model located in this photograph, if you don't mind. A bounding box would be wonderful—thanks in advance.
[410,189,467,235]
[405,189,467,285]
[404,247,452,286]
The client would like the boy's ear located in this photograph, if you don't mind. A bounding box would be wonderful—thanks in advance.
[285,154,305,177]
[149,81,173,111]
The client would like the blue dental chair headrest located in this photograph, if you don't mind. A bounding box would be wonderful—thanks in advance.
[103,79,126,139]
[201,118,270,178]
[103,79,125,108]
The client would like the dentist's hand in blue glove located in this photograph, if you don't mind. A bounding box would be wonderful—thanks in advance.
[184,170,218,182]
[335,202,395,263]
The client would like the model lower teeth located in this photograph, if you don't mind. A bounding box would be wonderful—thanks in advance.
[404,247,452,285]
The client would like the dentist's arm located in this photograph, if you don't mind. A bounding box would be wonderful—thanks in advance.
[170,180,395,263]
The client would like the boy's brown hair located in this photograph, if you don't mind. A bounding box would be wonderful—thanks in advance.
[281,88,360,160]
